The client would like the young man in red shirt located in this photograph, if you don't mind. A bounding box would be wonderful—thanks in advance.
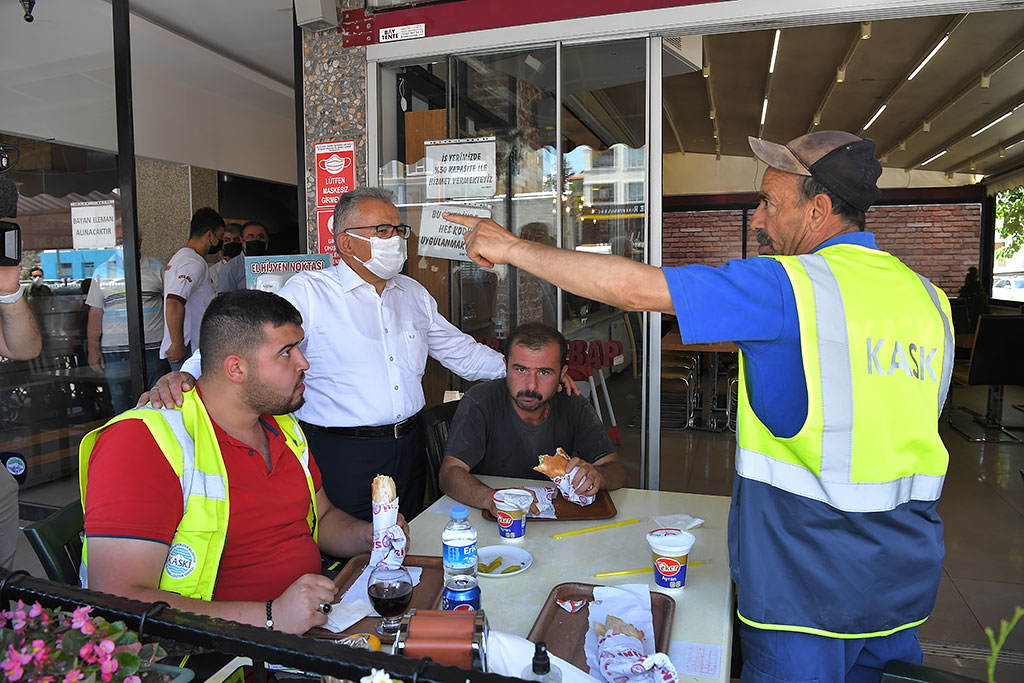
[81,289,406,634]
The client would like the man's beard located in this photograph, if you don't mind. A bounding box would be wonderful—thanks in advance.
[241,370,305,415]
[512,389,551,412]
[755,229,774,251]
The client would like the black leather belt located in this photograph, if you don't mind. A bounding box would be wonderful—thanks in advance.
[303,414,418,439]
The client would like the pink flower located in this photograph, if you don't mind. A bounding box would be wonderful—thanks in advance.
[10,608,27,631]
[100,656,119,682]
[28,603,44,618]
[97,639,115,655]
[70,606,92,629]
[63,670,85,683]
[79,644,95,662]
[30,639,50,666]
[2,654,24,682]
[124,677,142,683]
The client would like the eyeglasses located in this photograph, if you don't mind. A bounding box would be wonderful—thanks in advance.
[344,224,412,240]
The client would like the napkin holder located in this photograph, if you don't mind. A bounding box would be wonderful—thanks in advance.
[394,609,488,671]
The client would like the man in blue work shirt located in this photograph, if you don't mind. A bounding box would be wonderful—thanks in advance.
[446,131,953,683]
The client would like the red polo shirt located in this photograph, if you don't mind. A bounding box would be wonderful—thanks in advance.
[84,403,323,602]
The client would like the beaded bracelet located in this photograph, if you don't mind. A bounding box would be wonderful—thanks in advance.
[265,599,274,630]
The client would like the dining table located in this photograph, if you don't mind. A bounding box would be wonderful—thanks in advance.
[407,476,735,683]
[661,331,738,431]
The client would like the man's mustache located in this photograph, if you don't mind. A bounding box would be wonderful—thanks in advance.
[756,229,773,248]
[516,390,542,400]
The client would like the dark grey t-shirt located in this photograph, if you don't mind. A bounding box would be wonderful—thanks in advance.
[445,379,615,479]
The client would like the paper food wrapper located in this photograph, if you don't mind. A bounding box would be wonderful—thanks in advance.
[554,466,596,506]
[486,630,593,683]
[370,496,407,569]
[595,633,680,683]
[523,486,557,518]
[584,585,657,679]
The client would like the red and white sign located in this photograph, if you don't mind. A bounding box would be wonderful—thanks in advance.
[316,209,340,265]
[315,140,355,209]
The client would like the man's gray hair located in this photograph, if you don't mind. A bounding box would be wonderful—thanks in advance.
[332,187,395,241]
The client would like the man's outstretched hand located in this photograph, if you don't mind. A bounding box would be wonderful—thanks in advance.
[444,213,520,269]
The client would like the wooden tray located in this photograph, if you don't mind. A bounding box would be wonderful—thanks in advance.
[481,489,617,522]
[308,554,444,643]
[526,582,675,673]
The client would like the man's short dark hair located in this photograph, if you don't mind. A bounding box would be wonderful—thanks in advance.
[223,222,242,236]
[332,187,395,241]
[189,207,225,239]
[799,176,866,230]
[242,220,268,235]
[505,323,567,369]
[200,290,303,375]
[29,266,43,276]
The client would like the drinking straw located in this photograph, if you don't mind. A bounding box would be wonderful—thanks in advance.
[594,561,702,579]
[552,518,641,539]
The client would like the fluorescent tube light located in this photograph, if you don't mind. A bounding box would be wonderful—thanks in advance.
[769,30,780,74]
[971,111,1013,137]
[921,150,947,166]
[908,35,949,81]
[761,98,769,126]
[864,104,887,131]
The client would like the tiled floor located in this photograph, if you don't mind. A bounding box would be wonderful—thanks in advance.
[12,378,1024,681]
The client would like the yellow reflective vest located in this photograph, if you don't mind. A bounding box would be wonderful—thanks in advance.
[732,242,952,638]
[79,389,318,601]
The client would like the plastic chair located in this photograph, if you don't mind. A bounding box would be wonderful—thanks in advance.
[946,314,1024,444]
[23,500,84,585]
[420,399,461,509]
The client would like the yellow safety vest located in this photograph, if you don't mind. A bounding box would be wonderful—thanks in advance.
[79,389,318,601]
[734,242,952,637]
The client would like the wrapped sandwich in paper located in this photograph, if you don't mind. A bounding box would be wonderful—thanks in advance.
[593,616,679,683]
[370,474,407,569]
[533,447,595,506]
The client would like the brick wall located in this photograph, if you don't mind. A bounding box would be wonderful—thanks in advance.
[662,203,980,294]
[869,204,980,296]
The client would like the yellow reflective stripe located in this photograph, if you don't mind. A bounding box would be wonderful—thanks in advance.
[737,610,928,640]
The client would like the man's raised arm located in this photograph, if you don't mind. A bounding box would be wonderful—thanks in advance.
[446,213,675,315]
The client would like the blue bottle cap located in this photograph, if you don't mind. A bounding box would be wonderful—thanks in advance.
[450,506,468,520]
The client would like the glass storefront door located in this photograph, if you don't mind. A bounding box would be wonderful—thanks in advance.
[375,39,650,485]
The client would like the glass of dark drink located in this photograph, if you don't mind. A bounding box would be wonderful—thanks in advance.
[367,565,413,635]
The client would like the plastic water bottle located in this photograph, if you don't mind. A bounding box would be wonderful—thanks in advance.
[441,506,480,610]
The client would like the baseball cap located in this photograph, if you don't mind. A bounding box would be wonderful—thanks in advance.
[748,131,882,211]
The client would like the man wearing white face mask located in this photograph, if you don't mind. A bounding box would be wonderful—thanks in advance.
[142,187,509,522]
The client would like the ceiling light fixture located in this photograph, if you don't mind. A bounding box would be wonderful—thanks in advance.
[836,66,846,83]
[864,104,887,130]
[769,30,781,74]
[761,98,769,126]
[970,111,1013,137]
[702,65,710,78]
[908,35,949,81]
[921,150,947,166]
[860,22,872,40]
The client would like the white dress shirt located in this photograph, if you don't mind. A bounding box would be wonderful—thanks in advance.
[182,260,505,427]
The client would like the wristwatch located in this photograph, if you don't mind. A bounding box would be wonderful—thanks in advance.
[0,287,24,304]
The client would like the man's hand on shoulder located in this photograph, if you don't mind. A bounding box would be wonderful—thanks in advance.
[137,371,196,408]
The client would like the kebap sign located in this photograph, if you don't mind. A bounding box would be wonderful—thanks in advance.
[418,204,491,262]
[70,200,117,249]
[425,136,496,201]
[315,140,355,208]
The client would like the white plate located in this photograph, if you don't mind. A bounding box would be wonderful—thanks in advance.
[477,545,532,578]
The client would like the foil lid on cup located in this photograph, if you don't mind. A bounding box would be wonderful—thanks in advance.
[492,488,534,510]
[647,528,695,553]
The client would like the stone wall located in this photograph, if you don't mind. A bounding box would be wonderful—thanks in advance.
[136,158,218,264]
[662,203,980,294]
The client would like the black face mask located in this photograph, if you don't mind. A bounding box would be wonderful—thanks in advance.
[222,242,244,258]
[208,238,223,255]
[245,240,268,256]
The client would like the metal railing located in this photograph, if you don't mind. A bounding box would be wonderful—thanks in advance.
[0,569,522,683]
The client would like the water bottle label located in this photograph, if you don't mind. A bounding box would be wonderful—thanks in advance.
[443,541,477,569]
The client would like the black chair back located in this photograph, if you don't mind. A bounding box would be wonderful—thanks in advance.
[420,400,461,509]
[967,315,1024,386]
[23,501,84,585]
[948,299,970,336]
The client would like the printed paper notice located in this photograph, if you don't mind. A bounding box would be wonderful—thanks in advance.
[668,641,721,680]
[418,204,490,262]
[244,254,331,293]
[425,136,496,201]
[70,200,117,249]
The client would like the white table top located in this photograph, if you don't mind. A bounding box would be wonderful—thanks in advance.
[408,476,734,683]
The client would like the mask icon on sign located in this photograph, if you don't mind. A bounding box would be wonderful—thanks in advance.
[318,154,351,174]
